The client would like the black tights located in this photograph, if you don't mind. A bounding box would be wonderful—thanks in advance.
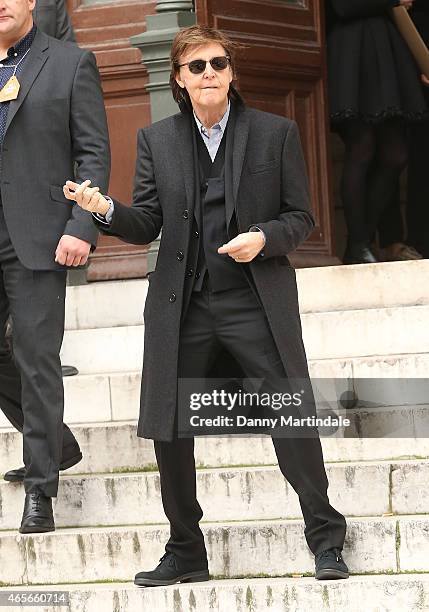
[338,119,408,244]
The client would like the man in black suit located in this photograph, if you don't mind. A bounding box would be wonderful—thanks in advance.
[0,0,110,532]
[65,26,348,582]
[2,0,78,486]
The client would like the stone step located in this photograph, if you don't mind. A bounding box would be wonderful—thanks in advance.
[310,351,429,379]
[63,261,429,332]
[0,515,427,585]
[302,304,429,361]
[1,422,429,476]
[0,371,141,428]
[65,279,148,332]
[1,352,428,429]
[296,259,429,314]
[0,460,427,530]
[2,574,428,612]
[60,326,144,375]
[59,306,429,374]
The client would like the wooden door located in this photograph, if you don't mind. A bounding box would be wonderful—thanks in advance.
[196,0,338,267]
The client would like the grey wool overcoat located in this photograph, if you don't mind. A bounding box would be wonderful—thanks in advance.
[96,101,315,441]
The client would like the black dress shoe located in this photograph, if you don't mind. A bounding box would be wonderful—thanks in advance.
[315,547,349,580]
[134,552,209,587]
[61,365,79,377]
[4,451,82,482]
[19,491,55,534]
[343,241,379,265]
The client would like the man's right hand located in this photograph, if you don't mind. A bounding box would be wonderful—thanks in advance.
[399,0,414,8]
[63,180,110,215]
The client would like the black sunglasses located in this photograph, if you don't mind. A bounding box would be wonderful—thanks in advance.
[178,56,230,75]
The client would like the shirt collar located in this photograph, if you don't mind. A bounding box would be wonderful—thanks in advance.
[193,101,230,139]
[5,24,37,60]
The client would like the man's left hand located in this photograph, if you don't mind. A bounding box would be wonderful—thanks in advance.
[218,232,265,262]
[55,235,91,266]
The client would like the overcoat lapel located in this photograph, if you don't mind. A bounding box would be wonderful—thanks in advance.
[225,104,250,227]
[232,108,250,206]
[173,112,196,219]
[5,30,49,135]
[224,104,236,227]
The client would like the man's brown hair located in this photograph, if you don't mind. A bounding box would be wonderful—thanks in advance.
[169,25,242,112]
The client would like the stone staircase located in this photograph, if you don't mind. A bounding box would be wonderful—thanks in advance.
[0,260,428,611]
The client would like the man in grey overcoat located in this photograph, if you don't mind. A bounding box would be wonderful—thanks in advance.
[0,0,110,532]
[65,25,349,583]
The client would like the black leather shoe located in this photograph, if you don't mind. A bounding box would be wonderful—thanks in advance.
[61,365,79,377]
[4,452,82,482]
[19,491,55,534]
[343,241,378,265]
[134,552,209,587]
[315,547,349,580]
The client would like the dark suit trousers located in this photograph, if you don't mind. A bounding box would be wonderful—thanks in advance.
[0,206,77,496]
[154,281,347,563]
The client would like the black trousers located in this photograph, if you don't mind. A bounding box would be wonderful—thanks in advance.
[154,281,347,563]
[406,119,429,257]
[378,119,429,255]
[0,206,79,497]
[377,79,429,254]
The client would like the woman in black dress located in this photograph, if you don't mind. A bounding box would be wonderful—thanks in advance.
[326,0,428,264]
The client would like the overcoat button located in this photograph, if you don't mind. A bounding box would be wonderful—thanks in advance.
[194,231,199,239]
[182,210,189,219]
[187,268,194,277]
[176,250,184,261]
[169,293,176,302]
[195,271,200,279]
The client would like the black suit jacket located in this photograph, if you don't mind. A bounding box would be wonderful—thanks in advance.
[1,29,110,270]
[33,0,75,42]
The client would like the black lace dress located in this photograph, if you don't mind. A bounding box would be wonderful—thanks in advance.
[326,0,429,127]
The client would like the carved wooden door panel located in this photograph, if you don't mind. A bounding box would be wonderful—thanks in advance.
[196,0,337,266]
